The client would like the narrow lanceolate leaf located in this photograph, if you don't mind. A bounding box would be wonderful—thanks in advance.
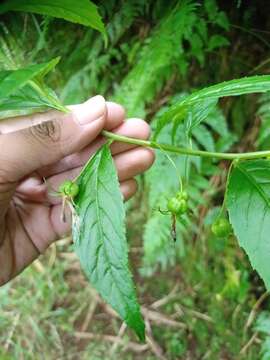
[0,58,66,118]
[0,57,60,99]
[72,144,145,341]
[155,75,270,139]
[227,159,270,289]
[0,0,105,33]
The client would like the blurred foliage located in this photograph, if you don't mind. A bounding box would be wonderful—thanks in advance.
[1,0,270,359]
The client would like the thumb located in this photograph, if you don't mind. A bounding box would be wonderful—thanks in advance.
[0,95,106,182]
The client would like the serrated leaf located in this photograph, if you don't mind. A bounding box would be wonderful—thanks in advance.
[72,144,145,341]
[0,0,105,33]
[0,57,59,99]
[204,106,229,136]
[0,58,67,117]
[208,35,230,51]
[155,75,270,139]
[0,83,62,119]
[113,0,197,117]
[192,125,215,152]
[227,159,270,289]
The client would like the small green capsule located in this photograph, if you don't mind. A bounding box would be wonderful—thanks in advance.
[211,218,232,238]
[167,197,181,215]
[59,180,79,198]
[177,190,189,201]
[178,199,188,214]
[167,197,188,215]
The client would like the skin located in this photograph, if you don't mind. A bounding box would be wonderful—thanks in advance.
[0,95,155,285]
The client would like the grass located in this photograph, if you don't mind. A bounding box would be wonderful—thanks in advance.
[0,204,267,359]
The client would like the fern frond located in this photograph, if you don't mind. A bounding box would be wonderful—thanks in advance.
[61,1,144,104]
[113,0,198,117]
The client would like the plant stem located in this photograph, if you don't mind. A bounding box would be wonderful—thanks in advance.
[102,130,270,160]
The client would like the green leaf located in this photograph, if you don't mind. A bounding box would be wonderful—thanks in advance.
[155,75,270,139]
[0,57,60,99]
[192,125,215,152]
[227,159,270,289]
[0,83,64,119]
[113,1,198,117]
[186,75,270,101]
[0,58,67,117]
[0,0,105,33]
[72,144,145,341]
[208,35,230,51]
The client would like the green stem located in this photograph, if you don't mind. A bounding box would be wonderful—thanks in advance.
[102,130,270,160]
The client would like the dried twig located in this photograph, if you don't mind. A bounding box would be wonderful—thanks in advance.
[32,259,45,273]
[245,292,269,331]
[142,307,187,329]
[173,303,213,324]
[4,313,20,352]
[103,302,186,329]
[80,297,99,332]
[187,309,213,323]
[110,322,127,355]
[150,283,180,309]
[48,243,57,267]
[145,318,167,360]
[74,332,148,353]
[240,332,258,356]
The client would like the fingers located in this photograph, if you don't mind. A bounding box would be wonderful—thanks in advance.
[105,101,126,130]
[39,118,151,178]
[0,96,106,182]
[114,147,155,181]
[50,179,138,238]
[110,118,150,154]
[120,179,138,200]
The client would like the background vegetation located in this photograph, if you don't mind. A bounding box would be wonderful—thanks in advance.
[1,0,270,358]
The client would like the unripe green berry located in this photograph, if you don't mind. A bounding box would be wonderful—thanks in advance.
[167,197,188,215]
[211,218,232,238]
[167,197,181,215]
[177,190,188,201]
[178,199,188,214]
[59,180,79,198]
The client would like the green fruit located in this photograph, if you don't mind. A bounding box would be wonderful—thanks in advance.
[211,218,232,238]
[178,199,188,214]
[177,190,188,201]
[59,180,79,198]
[167,197,188,215]
[167,197,181,214]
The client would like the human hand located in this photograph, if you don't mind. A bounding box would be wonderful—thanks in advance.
[0,96,154,285]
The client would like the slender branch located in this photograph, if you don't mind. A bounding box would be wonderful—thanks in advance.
[102,130,270,160]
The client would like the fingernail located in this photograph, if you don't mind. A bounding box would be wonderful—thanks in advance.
[73,95,106,126]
